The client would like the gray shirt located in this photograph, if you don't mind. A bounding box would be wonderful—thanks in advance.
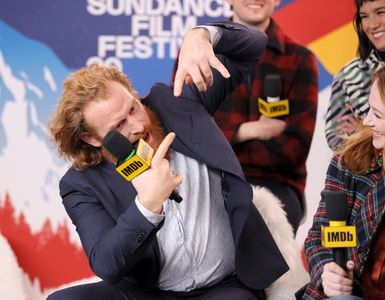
[136,150,235,291]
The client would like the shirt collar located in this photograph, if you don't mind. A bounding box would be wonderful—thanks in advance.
[266,19,286,53]
[361,49,384,70]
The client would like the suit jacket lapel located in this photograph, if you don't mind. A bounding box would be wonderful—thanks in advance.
[97,160,137,220]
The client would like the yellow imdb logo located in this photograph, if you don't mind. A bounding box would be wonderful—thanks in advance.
[116,139,154,181]
[321,226,357,248]
[258,98,289,118]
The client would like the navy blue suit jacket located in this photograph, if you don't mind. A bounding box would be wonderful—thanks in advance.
[60,22,289,291]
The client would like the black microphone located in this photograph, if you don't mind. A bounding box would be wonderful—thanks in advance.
[258,74,289,117]
[264,73,281,103]
[321,190,356,269]
[102,130,183,203]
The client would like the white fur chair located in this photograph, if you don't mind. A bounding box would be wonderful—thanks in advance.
[252,186,309,300]
[0,232,27,300]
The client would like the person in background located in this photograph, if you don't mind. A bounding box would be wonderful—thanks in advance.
[325,0,385,151]
[303,66,385,299]
[212,0,319,234]
[46,22,288,300]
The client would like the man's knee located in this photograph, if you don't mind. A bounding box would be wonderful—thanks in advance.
[46,289,72,300]
[46,282,114,300]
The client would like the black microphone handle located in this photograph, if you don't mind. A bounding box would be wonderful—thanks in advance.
[334,248,346,270]
[170,190,183,203]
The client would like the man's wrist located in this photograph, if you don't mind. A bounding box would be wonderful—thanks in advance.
[135,196,164,226]
[193,25,221,46]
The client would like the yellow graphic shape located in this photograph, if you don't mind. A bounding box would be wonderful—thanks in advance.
[308,22,358,76]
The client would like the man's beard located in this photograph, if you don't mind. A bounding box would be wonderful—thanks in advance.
[145,106,166,155]
[101,106,167,164]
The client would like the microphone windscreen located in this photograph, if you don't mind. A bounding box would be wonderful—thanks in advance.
[322,190,349,221]
[264,74,281,98]
[102,130,133,160]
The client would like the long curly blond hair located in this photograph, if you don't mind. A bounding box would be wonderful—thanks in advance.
[337,67,385,174]
[49,64,138,170]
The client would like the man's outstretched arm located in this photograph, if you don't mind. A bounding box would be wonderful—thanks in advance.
[173,22,267,114]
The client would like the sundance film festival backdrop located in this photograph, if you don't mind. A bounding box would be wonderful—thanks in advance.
[0,0,356,298]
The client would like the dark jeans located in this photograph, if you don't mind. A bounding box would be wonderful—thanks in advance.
[47,275,265,300]
[247,177,303,234]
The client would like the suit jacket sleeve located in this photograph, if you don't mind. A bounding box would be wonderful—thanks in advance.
[60,168,162,285]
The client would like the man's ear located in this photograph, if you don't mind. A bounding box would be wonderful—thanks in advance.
[80,133,102,147]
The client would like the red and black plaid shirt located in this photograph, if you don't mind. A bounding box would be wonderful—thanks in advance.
[214,19,318,197]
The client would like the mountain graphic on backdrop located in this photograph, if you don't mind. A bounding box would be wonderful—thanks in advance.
[0,20,94,293]
[0,193,93,292]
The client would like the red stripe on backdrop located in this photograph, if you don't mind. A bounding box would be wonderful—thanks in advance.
[0,193,93,291]
[274,0,356,44]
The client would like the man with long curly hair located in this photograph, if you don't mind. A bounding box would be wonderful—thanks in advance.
[47,22,288,300]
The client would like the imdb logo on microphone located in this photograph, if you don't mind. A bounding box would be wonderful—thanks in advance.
[321,224,357,248]
[258,98,289,118]
[116,139,154,181]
